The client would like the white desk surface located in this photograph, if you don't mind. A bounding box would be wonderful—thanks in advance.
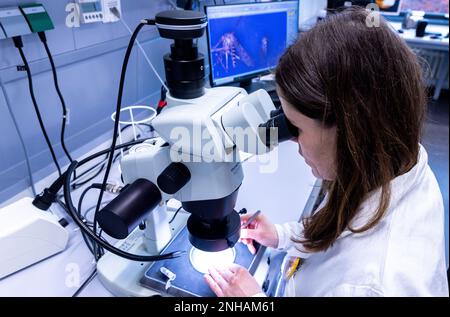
[390,22,449,51]
[0,140,316,297]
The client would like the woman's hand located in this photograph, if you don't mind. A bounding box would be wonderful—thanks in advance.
[240,212,279,254]
[204,264,263,297]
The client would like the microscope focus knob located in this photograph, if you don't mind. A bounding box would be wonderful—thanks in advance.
[157,162,191,195]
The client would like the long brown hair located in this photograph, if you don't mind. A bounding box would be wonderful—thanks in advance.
[275,7,426,252]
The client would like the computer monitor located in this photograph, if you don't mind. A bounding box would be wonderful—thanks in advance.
[375,0,402,15]
[327,0,374,10]
[205,1,299,87]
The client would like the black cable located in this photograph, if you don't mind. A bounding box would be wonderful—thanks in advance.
[71,162,106,189]
[169,206,183,224]
[58,189,114,260]
[13,36,62,176]
[72,269,97,297]
[78,138,150,167]
[42,138,152,257]
[71,124,148,185]
[39,32,74,175]
[72,159,106,184]
[83,200,112,225]
[77,184,102,219]
[96,230,105,259]
[70,125,149,187]
[63,161,184,262]
[33,138,152,211]
[55,197,95,256]
[71,152,121,190]
[92,21,150,246]
[113,151,122,162]
[120,122,152,133]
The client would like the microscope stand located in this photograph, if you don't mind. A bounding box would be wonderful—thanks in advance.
[96,211,189,297]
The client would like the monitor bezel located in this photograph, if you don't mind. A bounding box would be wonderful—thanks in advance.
[204,0,299,88]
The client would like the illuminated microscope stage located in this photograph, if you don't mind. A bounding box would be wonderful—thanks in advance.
[141,226,266,297]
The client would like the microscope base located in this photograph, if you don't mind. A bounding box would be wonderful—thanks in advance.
[96,210,270,297]
[96,212,189,297]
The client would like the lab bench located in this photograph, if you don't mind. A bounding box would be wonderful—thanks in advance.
[0,140,317,297]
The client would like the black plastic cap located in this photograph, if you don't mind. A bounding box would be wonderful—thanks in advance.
[258,113,299,147]
[32,188,57,211]
[155,10,206,26]
[58,218,69,228]
[157,162,191,195]
[97,179,162,239]
[155,10,206,40]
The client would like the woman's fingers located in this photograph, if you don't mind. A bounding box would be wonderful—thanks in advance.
[204,274,224,297]
[205,264,262,297]
[240,229,257,254]
[216,266,234,282]
[239,237,250,245]
[240,214,252,223]
[247,242,256,254]
[239,238,256,254]
[241,228,258,240]
[240,213,259,229]
[208,267,228,289]
[227,263,245,274]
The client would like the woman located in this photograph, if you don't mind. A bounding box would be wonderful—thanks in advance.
[204,7,448,296]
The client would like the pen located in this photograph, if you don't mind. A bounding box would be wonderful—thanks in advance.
[241,210,261,229]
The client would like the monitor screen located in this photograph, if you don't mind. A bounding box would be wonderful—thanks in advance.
[375,0,402,15]
[205,1,299,87]
[327,0,374,9]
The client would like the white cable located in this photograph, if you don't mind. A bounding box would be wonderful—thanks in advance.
[166,0,181,9]
[0,79,37,196]
[120,18,169,92]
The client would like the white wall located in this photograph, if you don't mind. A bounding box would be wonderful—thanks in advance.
[299,0,328,31]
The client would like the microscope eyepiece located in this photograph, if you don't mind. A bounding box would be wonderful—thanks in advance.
[269,107,283,118]
[258,111,299,147]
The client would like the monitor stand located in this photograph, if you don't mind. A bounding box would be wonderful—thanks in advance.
[238,78,280,107]
[239,78,276,94]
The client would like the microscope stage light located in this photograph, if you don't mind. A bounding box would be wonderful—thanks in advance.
[189,246,236,274]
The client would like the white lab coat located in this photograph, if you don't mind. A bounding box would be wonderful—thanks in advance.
[273,144,448,297]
